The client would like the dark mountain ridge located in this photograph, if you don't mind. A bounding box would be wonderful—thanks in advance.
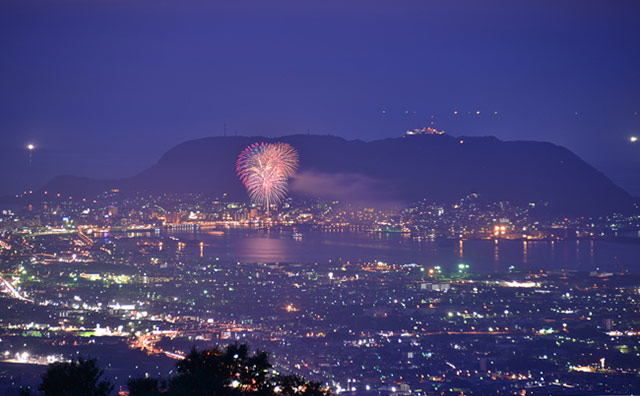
[39,134,634,215]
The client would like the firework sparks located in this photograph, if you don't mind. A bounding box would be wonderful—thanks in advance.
[237,142,299,211]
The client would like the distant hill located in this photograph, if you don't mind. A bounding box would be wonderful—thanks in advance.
[39,134,634,215]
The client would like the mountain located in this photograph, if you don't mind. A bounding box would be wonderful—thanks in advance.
[39,134,634,215]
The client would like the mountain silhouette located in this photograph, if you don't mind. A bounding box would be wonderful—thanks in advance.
[40,134,634,215]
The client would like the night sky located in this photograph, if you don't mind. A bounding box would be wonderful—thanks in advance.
[1,0,639,195]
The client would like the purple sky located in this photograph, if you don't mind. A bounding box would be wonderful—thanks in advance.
[1,0,639,195]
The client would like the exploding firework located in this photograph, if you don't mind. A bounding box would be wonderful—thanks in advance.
[236,142,299,211]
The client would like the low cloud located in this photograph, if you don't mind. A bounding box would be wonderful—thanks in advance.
[289,171,401,207]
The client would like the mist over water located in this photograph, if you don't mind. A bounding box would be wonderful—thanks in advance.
[170,229,640,273]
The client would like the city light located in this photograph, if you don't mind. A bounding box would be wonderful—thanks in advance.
[2,194,639,393]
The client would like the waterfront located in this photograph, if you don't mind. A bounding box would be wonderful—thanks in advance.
[169,229,640,274]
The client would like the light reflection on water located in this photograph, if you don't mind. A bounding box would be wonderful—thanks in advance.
[170,229,640,273]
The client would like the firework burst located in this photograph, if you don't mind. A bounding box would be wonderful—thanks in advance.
[236,142,299,210]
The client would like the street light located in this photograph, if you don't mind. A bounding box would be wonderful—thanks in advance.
[27,143,35,164]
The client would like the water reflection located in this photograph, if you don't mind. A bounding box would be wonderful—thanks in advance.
[238,237,290,263]
[170,229,640,274]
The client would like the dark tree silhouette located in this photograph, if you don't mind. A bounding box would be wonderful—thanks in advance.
[167,343,272,396]
[127,377,163,396]
[128,344,330,396]
[37,358,114,396]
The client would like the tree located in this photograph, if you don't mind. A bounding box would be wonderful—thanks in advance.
[127,377,163,396]
[167,343,272,396]
[151,343,330,396]
[38,358,114,396]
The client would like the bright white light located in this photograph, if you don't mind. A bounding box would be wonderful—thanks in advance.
[631,136,638,142]
[27,144,34,150]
